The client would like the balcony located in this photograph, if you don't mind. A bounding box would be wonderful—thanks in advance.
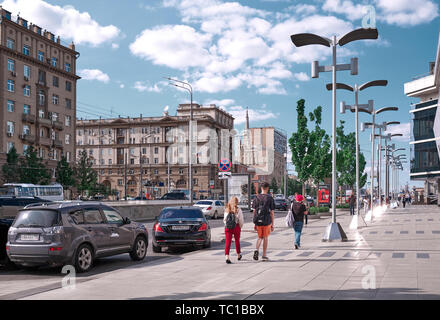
[22,113,36,124]
[38,117,52,127]
[53,139,63,148]
[39,136,51,146]
[19,134,35,143]
[53,121,64,130]
[404,74,436,97]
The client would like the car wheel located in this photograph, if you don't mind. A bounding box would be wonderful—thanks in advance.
[74,244,94,273]
[152,243,162,253]
[204,238,211,249]
[130,236,147,261]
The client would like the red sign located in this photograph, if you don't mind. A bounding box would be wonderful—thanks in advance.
[218,158,231,172]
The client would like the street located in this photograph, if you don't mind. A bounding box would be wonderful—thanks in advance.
[2,205,440,300]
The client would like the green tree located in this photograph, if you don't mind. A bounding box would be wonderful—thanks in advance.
[281,177,303,196]
[289,99,312,195]
[336,120,367,200]
[19,146,51,184]
[1,146,20,183]
[75,150,98,196]
[308,106,332,206]
[270,177,279,193]
[56,156,75,190]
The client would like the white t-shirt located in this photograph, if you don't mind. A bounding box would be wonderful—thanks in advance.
[223,207,244,228]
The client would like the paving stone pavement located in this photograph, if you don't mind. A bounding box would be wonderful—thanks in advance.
[12,205,440,299]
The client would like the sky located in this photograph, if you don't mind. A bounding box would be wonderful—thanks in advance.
[2,0,439,189]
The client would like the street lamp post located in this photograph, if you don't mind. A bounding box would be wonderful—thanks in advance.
[361,106,398,215]
[291,28,378,242]
[381,139,404,202]
[330,80,387,228]
[139,134,153,199]
[166,77,194,205]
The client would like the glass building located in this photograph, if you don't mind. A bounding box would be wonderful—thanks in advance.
[404,33,440,203]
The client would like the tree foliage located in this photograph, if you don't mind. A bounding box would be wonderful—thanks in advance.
[1,146,20,183]
[56,156,75,190]
[75,150,98,196]
[19,146,51,185]
[336,120,367,191]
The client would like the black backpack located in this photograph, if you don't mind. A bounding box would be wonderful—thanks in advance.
[253,195,272,226]
[225,212,237,230]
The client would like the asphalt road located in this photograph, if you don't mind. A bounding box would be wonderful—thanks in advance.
[0,209,289,300]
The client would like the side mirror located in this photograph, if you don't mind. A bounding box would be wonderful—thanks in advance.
[123,217,131,224]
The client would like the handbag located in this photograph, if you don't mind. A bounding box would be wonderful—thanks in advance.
[285,209,295,227]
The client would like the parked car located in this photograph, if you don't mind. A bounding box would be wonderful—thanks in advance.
[274,194,285,199]
[0,196,51,219]
[6,202,148,272]
[194,200,224,219]
[305,196,315,207]
[152,207,211,253]
[274,198,288,211]
[160,192,188,200]
[0,218,14,267]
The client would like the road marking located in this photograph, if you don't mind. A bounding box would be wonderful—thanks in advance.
[319,251,336,258]
[417,253,430,259]
[400,231,409,234]
[385,231,393,234]
[392,253,405,258]
[416,231,424,234]
[432,231,440,234]
[297,251,313,257]
[275,251,291,257]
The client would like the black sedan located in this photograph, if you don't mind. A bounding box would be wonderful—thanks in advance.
[0,218,14,267]
[274,198,289,211]
[152,207,211,253]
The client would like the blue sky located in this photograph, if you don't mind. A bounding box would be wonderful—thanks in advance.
[2,0,439,188]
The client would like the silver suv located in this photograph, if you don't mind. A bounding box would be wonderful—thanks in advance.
[6,202,148,272]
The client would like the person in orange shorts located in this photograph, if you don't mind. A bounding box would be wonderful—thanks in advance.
[251,182,275,261]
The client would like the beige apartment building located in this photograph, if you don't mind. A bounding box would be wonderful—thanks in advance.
[239,110,287,193]
[76,104,235,199]
[0,8,79,177]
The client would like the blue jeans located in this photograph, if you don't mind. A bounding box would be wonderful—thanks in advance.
[293,221,304,247]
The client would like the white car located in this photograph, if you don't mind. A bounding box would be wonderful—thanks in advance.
[194,200,225,219]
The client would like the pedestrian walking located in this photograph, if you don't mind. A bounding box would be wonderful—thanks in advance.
[252,182,275,262]
[291,194,308,249]
[402,196,406,208]
[224,196,244,264]
[349,194,356,215]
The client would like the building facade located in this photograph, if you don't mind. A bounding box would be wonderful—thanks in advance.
[240,110,287,193]
[0,8,79,177]
[76,104,235,199]
[404,32,440,202]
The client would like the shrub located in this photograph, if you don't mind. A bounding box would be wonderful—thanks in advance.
[336,203,350,209]
[308,207,318,215]
[319,206,330,212]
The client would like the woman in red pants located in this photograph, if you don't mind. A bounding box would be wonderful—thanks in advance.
[223,196,244,264]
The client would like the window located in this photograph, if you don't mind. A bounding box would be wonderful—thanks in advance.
[6,38,14,50]
[65,81,71,92]
[65,98,72,110]
[23,105,30,114]
[38,70,46,85]
[7,80,14,92]
[51,57,57,67]
[118,179,123,186]
[154,147,159,154]
[7,142,14,153]
[102,208,123,224]
[52,94,59,105]
[53,76,59,87]
[142,148,147,154]
[108,159,112,165]
[154,158,158,164]
[24,65,30,78]
[7,59,15,72]
[38,51,44,62]
[154,169,159,174]
[65,134,70,145]
[23,125,30,135]
[38,109,44,118]
[66,152,71,162]
[65,115,71,127]
[22,45,30,56]
[38,91,45,105]
[7,100,14,112]
[23,145,29,153]
[130,158,134,165]
[70,210,84,225]
[130,148,135,155]
[65,63,70,72]
[7,121,14,134]
[23,85,30,97]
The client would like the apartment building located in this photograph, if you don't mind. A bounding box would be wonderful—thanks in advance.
[76,104,235,199]
[404,32,440,203]
[0,8,79,176]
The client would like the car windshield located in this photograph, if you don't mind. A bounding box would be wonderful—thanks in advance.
[13,210,60,228]
[160,209,204,219]
[195,201,212,205]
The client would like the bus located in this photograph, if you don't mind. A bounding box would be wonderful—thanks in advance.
[0,183,64,202]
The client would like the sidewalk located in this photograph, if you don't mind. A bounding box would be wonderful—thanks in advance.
[23,204,440,300]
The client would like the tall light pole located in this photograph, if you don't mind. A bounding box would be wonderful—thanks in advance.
[291,28,378,242]
[166,77,194,205]
[382,139,404,203]
[361,106,398,214]
[330,80,387,224]
[139,133,153,198]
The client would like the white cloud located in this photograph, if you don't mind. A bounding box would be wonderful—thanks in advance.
[119,84,125,89]
[1,0,120,46]
[133,81,165,93]
[111,43,120,50]
[294,72,310,81]
[384,123,411,141]
[225,105,278,125]
[78,69,110,83]
[204,99,236,107]
[322,0,370,21]
[376,0,439,26]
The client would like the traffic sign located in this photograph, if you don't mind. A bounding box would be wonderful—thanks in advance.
[218,172,231,179]
[218,158,231,172]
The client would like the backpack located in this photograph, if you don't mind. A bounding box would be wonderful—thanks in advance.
[253,195,272,226]
[225,212,237,230]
